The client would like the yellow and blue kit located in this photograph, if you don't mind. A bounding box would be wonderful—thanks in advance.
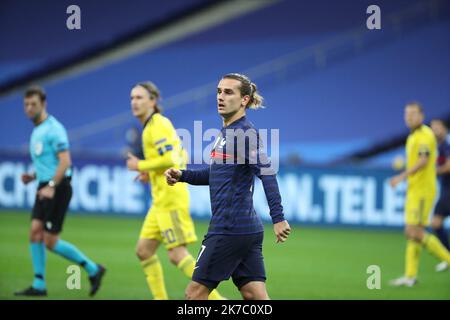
[404,124,437,226]
[138,113,197,248]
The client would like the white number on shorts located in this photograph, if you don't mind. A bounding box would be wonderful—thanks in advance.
[197,245,206,262]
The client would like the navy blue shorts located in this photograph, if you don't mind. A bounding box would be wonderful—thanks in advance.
[192,232,266,290]
[434,190,450,218]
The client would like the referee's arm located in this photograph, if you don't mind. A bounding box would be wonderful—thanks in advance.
[53,150,71,185]
[37,150,71,200]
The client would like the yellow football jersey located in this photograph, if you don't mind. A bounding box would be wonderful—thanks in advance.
[405,124,437,192]
[138,113,189,210]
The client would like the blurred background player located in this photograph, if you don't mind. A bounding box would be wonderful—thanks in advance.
[389,102,450,287]
[123,126,144,159]
[15,86,105,297]
[430,118,450,272]
[126,82,224,300]
[165,73,291,300]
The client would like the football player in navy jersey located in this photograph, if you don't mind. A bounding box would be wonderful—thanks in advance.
[430,119,450,272]
[165,73,291,300]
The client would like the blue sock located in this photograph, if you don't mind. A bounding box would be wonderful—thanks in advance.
[30,242,46,290]
[434,227,450,251]
[52,239,99,277]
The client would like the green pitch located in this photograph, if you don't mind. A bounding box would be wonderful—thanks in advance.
[1,211,449,300]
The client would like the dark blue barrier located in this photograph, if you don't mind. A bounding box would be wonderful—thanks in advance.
[0,154,446,229]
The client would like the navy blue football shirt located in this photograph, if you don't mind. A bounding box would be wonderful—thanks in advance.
[180,116,285,235]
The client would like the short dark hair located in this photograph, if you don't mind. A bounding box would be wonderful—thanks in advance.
[431,118,448,130]
[406,101,423,113]
[24,85,46,102]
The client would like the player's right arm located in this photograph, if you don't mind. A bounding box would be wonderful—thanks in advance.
[390,140,430,187]
[165,167,210,186]
[37,126,72,200]
[245,130,291,243]
[128,116,181,173]
[21,172,36,184]
[390,153,429,187]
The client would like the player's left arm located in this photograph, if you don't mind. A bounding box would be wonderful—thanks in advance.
[127,149,176,172]
[38,150,72,200]
[248,133,291,243]
[390,143,430,187]
[259,174,291,243]
[38,126,71,199]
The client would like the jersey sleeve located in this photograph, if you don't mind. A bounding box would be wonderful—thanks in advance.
[50,123,70,153]
[415,133,433,157]
[137,116,178,171]
[242,129,285,224]
[151,117,178,155]
[180,166,210,185]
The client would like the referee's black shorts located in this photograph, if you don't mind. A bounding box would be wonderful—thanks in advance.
[32,177,72,234]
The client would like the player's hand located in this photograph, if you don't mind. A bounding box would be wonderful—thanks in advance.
[274,220,291,243]
[21,173,35,185]
[126,152,140,171]
[38,185,55,200]
[389,174,404,188]
[164,168,181,186]
[134,171,149,183]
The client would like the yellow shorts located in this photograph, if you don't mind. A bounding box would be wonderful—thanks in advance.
[139,206,197,249]
[404,191,436,226]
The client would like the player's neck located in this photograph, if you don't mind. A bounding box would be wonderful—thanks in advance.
[33,110,48,126]
[410,123,422,132]
[139,110,154,126]
[222,109,245,127]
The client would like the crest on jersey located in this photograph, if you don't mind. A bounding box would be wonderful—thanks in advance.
[35,142,43,156]
[212,136,226,150]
